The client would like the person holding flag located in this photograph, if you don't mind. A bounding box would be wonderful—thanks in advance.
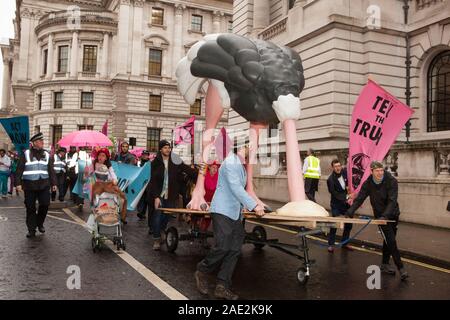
[15,133,57,238]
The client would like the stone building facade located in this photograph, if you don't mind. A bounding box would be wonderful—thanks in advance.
[0,0,232,159]
[232,0,450,228]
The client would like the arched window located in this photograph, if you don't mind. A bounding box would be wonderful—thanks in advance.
[427,51,450,132]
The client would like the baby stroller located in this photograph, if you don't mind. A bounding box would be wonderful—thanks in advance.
[88,192,126,252]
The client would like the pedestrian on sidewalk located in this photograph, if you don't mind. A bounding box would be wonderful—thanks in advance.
[195,139,265,300]
[15,133,57,238]
[51,147,67,202]
[0,149,11,198]
[326,159,353,253]
[148,140,197,250]
[303,148,321,202]
[346,160,409,280]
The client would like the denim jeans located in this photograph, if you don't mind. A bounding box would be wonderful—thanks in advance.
[152,197,175,240]
[328,207,353,246]
[0,173,9,196]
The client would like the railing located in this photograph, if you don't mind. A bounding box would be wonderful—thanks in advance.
[38,10,117,24]
[258,17,288,41]
[416,0,444,10]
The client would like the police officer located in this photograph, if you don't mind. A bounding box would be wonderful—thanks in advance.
[16,133,57,238]
[51,147,67,202]
[303,148,321,202]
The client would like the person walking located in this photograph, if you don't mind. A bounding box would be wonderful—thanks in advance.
[194,140,265,300]
[0,149,11,198]
[326,159,353,253]
[346,161,409,280]
[303,148,321,202]
[113,142,136,165]
[51,147,67,202]
[15,133,57,238]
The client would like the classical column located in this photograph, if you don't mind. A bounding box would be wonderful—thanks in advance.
[1,58,10,110]
[212,11,223,33]
[252,0,270,36]
[70,31,79,78]
[117,0,131,75]
[131,0,144,77]
[101,32,110,78]
[18,9,31,80]
[172,4,185,78]
[46,33,54,79]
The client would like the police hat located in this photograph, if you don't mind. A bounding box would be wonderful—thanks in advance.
[30,132,44,142]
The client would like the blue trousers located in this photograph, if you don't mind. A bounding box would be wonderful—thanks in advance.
[328,207,353,246]
[0,173,9,196]
[152,197,175,240]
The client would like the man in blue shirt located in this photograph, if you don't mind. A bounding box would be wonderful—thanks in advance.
[195,138,265,300]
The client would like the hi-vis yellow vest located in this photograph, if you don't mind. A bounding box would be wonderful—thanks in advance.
[304,156,320,179]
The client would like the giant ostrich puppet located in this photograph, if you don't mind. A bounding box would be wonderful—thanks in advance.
[176,33,328,217]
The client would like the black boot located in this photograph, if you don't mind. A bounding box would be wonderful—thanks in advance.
[26,231,36,238]
[38,225,45,233]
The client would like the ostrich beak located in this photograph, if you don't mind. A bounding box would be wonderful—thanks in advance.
[272,94,301,123]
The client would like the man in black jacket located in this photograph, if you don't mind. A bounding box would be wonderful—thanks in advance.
[16,133,57,238]
[113,142,136,165]
[148,140,197,250]
[346,161,408,280]
[326,159,353,253]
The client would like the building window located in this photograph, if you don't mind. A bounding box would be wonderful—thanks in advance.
[151,7,164,25]
[149,49,162,76]
[81,92,94,109]
[190,99,201,115]
[427,51,450,132]
[37,94,42,111]
[58,45,69,72]
[52,125,63,146]
[149,94,162,112]
[43,49,48,75]
[34,126,40,135]
[83,45,97,72]
[54,92,63,109]
[228,21,233,33]
[78,125,94,131]
[147,128,161,152]
[191,15,203,32]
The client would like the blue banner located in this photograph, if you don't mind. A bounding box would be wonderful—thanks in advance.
[73,160,151,211]
[112,161,151,210]
[0,116,29,154]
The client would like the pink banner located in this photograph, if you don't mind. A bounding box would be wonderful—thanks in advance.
[101,120,108,136]
[348,80,414,194]
[174,115,195,145]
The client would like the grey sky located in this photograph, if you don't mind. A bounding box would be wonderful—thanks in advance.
[0,0,16,109]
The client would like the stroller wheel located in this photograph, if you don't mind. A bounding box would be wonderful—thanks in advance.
[92,238,99,253]
[120,239,126,251]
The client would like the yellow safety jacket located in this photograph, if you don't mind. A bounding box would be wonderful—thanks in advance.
[304,156,321,179]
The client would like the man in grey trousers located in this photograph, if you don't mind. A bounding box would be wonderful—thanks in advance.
[195,139,265,300]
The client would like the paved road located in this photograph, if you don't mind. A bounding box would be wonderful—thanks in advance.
[0,196,449,300]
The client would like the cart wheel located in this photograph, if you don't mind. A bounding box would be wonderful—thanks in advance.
[252,226,267,249]
[166,227,179,253]
[296,267,309,285]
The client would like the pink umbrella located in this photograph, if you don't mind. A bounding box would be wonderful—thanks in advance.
[129,147,145,158]
[58,130,113,148]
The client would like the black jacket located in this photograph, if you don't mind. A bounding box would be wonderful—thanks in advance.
[113,152,136,165]
[347,171,400,220]
[15,148,57,191]
[327,168,350,212]
[148,152,197,203]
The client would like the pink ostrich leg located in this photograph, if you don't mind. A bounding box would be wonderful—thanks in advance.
[246,123,269,208]
[283,119,306,202]
[187,83,223,211]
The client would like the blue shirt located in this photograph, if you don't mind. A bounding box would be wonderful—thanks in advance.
[210,153,258,221]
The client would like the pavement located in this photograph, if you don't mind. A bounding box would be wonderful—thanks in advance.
[262,199,450,268]
[0,194,449,300]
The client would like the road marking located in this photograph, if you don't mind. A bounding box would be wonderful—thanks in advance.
[61,208,188,300]
[47,214,80,226]
[0,206,24,210]
[248,220,450,275]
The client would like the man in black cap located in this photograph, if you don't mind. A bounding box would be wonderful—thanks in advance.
[148,140,197,250]
[51,147,67,202]
[16,133,57,238]
[346,160,408,280]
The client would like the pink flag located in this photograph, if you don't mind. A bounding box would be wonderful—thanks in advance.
[101,120,108,136]
[214,127,233,162]
[348,80,414,194]
[174,116,195,145]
